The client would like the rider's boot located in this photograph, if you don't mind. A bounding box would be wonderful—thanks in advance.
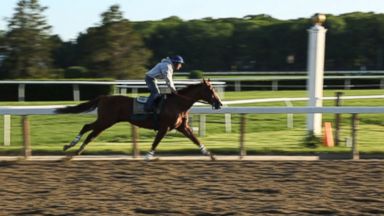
[144,94,160,112]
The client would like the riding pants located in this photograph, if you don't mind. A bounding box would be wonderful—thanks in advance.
[144,75,161,111]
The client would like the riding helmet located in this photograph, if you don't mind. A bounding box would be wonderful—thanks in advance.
[170,55,184,64]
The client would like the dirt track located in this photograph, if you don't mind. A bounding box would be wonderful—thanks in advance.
[0,160,383,215]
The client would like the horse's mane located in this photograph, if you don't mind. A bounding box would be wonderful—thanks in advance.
[177,83,203,95]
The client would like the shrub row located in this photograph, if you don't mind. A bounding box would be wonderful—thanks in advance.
[0,84,112,101]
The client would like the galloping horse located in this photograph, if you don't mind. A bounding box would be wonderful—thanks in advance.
[55,79,222,159]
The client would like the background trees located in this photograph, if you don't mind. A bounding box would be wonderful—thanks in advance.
[74,5,151,79]
[1,1,384,79]
[0,0,54,79]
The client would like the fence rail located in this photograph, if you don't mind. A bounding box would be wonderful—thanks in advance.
[1,106,384,115]
[177,70,384,76]
[0,80,226,101]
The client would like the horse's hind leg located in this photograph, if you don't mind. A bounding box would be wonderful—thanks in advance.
[75,121,115,155]
[144,128,168,160]
[63,122,95,151]
[75,130,101,155]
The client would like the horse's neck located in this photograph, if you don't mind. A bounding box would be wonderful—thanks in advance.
[182,86,202,100]
[176,86,202,111]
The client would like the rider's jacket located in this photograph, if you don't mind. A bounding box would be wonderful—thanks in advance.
[146,57,176,92]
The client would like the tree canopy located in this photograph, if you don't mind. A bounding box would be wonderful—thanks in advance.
[73,5,151,79]
[1,0,53,78]
[1,1,384,79]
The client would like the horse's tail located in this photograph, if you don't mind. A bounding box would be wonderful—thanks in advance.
[55,96,103,114]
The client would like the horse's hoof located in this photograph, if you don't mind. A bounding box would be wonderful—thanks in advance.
[61,154,74,162]
[63,145,70,151]
[210,154,216,161]
[144,156,159,161]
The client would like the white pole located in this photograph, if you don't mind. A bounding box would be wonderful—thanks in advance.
[225,113,232,133]
[199,114,206,137]
[18,84,25,101]
[3,115,11,146]
[73,84,80,101]
[131,88,138,97]
[307,14,327,136]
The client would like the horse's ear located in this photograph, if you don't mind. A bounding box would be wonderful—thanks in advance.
[202,78,206,83]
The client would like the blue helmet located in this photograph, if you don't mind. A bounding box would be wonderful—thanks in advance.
[170,55,184,64]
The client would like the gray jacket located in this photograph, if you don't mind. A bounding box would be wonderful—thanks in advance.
[146,57,176,91]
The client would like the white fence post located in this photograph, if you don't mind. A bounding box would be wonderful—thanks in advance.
[307,14,327,136]
[225,113,232,133]
[284,100,294,129]
[272,80,279,91]
[3,115,11,146]
[199,115,206,137]
[18,84,25,101]
[73,84,80,101]
[131,88,138,97]
[234,81,241,92]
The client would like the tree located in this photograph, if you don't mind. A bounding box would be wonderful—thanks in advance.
[76,5,151,79]
[0,31,6,70]
[1,0,53,79]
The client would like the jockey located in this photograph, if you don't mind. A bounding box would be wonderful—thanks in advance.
[144,55,184,112]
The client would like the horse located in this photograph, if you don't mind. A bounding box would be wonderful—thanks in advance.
[55,79,223,160]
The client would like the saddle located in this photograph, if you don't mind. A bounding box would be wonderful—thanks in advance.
[133,95,166,114]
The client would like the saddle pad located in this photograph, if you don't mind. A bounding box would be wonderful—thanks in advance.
[136,96,148,104]
[133,99,148,114]
[134,95,166,114]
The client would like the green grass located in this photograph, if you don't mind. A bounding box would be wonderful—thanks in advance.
[0,89,383,156]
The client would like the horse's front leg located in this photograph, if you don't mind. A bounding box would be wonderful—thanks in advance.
[145,127,168,160]
[176,126,215,160]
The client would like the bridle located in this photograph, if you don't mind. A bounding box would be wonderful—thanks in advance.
[170,83,222,109]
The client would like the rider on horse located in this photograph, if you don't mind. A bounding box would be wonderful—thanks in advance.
[144,55,184,112]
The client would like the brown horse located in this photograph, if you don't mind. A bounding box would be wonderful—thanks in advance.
[55,79,222,159]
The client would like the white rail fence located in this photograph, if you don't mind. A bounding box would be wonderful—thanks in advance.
[194,95,384,134]
[1,105,383,159]
[207,75,384,91]
[1,77,383,102]
[0,80,226,101]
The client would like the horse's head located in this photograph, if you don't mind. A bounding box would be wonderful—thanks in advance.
[200,79,223,110]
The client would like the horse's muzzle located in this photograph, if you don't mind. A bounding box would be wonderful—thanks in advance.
[213,101,222,110]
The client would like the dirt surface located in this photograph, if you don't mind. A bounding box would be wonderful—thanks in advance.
[0,160,383,215]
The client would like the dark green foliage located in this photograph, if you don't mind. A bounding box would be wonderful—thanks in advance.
[64,66,89,78]
[74,5,151,79]
[0,84,18,100]
[188,70,204,79]
[2,1,384,80]
[1,0,53,79]
[0,82,112,101]
[302,132,322,148]
[134,12,384,71]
